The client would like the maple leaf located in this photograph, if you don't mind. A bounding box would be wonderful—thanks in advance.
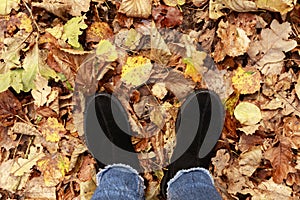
[264,139,296,183]
[121,56,153,86]
[247,20,297,73]
[62,16,87,48]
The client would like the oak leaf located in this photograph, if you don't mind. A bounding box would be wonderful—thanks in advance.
[247,20,297,73]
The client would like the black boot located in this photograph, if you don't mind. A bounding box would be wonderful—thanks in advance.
[84,93,140,170]
[160,90,224,198]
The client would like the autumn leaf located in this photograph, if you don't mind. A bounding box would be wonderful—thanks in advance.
[234,102,262,125]
[247,20,297,74]
[264,139,296,183]
[31,75,52,107]
[86,22,114,43]
[182,50,207,83]
[214,19,250,62]
[37,153,70,187]
[121,56,153,86]
[61,16,87,48]
[239,146,262,176]
[41,117,66,142]
[152,5,183,28]
[96,40,118,62]
[163,0,185,7]
[0,0,20,15]
[256,0,296,15]
[119,0,152,18]
[232,67,261,94]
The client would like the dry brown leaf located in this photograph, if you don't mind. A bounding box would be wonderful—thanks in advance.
[238,134,264,152]
[251,179,293,200]
[119,0,152,18]
[151,83,168,99]
[78,155,96,182]
[211,149,230,176]
[239,146,262,176]
[264,139,296,183]
[86,22,114,43]
[238,124,260,135]
[247,20,297,74]
[214,19,250,61]
[192,0,207,7]
[31,75,51,107]
[10,122,41,136]
[256,0,296,15]
[24,176,56,199]
[152,5,183,28]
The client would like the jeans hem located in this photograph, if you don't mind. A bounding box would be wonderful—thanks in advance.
[166,167,214,197]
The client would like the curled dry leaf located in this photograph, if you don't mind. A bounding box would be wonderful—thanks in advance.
[239,146,262,176]
[119,0,152,18]
[232,67,261,94]
[212,149,230,176]
[234,102,262,125]
[214,19,250,62]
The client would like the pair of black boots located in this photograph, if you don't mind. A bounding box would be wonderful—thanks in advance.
[84,90,224,198]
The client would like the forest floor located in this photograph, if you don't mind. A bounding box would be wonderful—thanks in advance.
[0,0,300,199]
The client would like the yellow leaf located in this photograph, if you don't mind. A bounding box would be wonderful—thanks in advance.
[41,117,65,142]
[121,56,152,86]
[234,102,262,125]
[57,154,70,177]
[163,0,186,6]
[232,67,261,94]
[96,40,118,62]
[183,58,202,82]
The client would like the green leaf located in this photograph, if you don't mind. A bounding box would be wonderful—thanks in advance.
[22,44,39,92]
[10,69,23,93]
[96,40,118,62]
[0,72,11,92]
[62,16,88,48]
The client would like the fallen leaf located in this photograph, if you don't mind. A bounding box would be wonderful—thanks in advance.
[256,0,296,15]
[252,179,293,200]
[212,149,230,176]
[0,0,20,15]
[239,146,262,176]
[183,51,207,83]
[238,124,260,135]
[0,90,22,127]
[86,22,114,43]
[78,155,96,182]
[31,75,52,107]
[234,102,262,125]
[209,0,257,19]
[192,0,207,7]
[264,139,296,183]
[61,16,88,48]
[238,133,264,152]
[232,67,261,94]
[96,39,118,62]
[37,153,70,187]
[119,0,152,18]
[0,160,22,192]
[11,122,41,136]
[40,117,66,142]
[163,0,185,7]
[121,56,153,86]
[151,83,168,99]
[152,5,183,28]
[247,20,297,73]
[214,19,251,61]
[24,177,56,199]
[79,177,97,200]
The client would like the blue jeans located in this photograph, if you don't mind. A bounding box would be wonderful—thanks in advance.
[91,164,222,200]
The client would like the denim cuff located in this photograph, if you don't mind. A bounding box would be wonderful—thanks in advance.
[92,163,145,200]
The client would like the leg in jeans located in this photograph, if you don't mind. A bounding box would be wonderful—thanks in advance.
[92,164,145,200]
[167,168,222,200]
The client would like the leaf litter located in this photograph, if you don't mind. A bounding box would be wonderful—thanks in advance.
[0,0,299,199]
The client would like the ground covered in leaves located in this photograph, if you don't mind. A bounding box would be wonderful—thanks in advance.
[0,0,300,199]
